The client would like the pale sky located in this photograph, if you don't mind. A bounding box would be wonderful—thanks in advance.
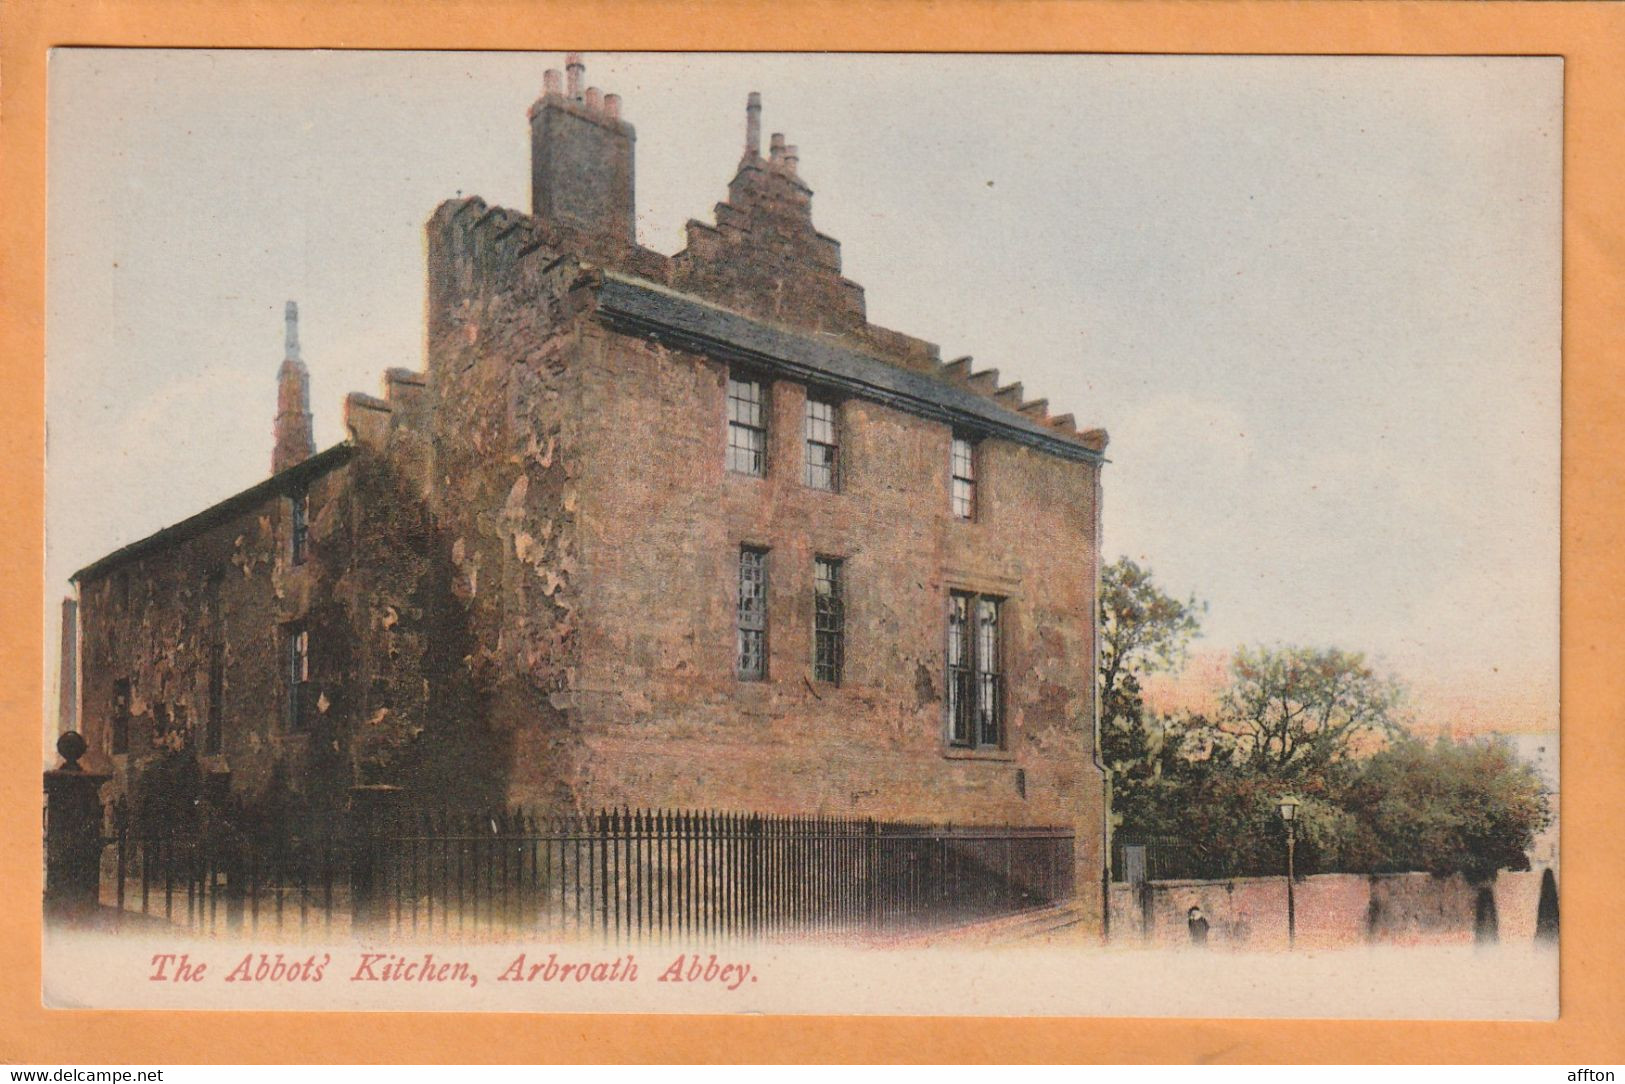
[44,51,1562,743]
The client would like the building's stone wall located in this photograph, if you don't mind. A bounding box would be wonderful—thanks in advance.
[562,325,1103,902]
[75,458,358,825]
[422,199,601,812]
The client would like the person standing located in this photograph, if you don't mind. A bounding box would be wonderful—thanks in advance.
[1187,904,1210,946]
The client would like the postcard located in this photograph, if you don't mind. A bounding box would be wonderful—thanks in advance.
[40,49,1560,1019]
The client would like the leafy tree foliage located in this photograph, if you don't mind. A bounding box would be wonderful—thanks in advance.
[1097,558,1206,841]
[1098,557,1204,778]
[1207,646,1403,779]
[1100,559,1549,882]
[1338,736,1551,882]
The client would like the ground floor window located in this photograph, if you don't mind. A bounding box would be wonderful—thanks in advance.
[947,591,1002,748]
[285,624,310,730]
[111,677,131,755]
[813,556,844,684]
[737,547,768,680]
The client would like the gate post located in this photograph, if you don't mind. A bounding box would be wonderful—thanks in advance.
[349,784,404,929]
[43,732,111,923]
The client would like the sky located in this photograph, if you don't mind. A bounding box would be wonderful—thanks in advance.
[44,51,1562,745]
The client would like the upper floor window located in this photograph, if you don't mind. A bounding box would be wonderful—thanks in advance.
[737,546,769,680]
[110,677,131,755]
[951,435,977,520]
[286,624,311,730]
[727,374,767,476]
[947,591,1003,749]
[813,556,845,685]
[291,491,310,565]
[804,395,840,491]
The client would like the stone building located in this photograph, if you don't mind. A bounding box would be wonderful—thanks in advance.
[68,57,1110,916]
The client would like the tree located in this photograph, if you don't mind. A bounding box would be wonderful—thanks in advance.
[1338,735,1551,882]
[1097,557,1205,777]
[1207,646,1403,780]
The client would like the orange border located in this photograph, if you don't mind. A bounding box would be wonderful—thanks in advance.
[3,0,1622,1065]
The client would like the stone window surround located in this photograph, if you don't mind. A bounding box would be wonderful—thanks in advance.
[945,588,1007,755]
[803,393,841,492]
[950,433,978,520]
[726,371,768,477]
[736,545,769,681]
[812,554,844,685]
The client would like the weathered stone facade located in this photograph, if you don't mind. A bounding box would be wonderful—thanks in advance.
[70,56,1109,917]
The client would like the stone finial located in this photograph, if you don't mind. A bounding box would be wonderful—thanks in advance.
[56,731,88,772]
[566,52,585,99]
[285,300,300,361]
[745,92,762,158]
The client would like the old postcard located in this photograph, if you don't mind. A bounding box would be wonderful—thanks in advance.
[40,50,1560,1019]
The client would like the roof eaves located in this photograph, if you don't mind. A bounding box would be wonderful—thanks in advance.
[592,272,1103,466]
[70,442,357,585]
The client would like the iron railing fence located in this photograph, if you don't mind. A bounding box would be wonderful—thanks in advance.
[1111,837,1241,883]
[102,802,1074,941]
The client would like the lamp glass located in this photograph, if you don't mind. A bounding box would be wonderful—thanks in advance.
[1278,795,1301,822]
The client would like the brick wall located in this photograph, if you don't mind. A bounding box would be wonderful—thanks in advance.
[1109,869,1554,949]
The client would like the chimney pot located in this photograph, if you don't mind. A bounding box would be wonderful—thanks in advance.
[784,145,799,173]
[543,69,563,97]
[604,92,621,120]
[565,53,585,99]
[584,87,603,113]
[769,132,785,160]
[745,92,762,158]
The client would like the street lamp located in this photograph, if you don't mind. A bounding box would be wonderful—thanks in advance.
[1277,795,1301,948]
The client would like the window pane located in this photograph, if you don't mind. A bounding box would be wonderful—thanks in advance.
[978,673,1000,747]
[288,627,310,729]
[728,376,767,476]
[814,557,843,684]
[804,397,839,491]
[951,437,976,519]
[292,492,309,564]
[947,592,1001,748]
[111,678,131,754]
[738,547,768,679]
[947,593,973,745]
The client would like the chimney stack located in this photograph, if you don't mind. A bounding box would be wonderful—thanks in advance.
[745,92,761,159]
[529,53,636,246]
[272,300,315,474]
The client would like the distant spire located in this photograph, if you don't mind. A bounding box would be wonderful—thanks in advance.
[273,300,315,474]
[285,300,301,361]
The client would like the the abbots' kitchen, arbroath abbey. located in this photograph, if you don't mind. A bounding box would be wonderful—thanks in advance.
[62,56,1111,927]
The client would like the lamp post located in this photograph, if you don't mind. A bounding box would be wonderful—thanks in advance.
[1277,795,1301,949]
